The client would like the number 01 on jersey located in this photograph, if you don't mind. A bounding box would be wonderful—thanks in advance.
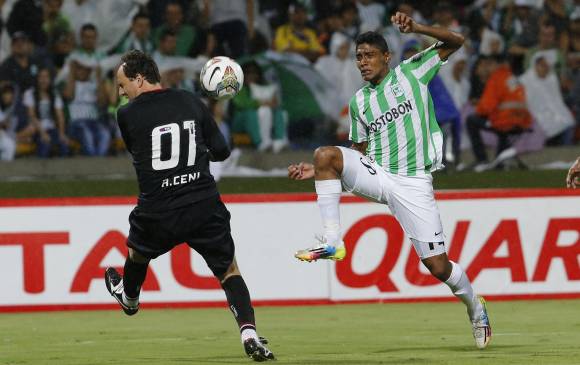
[151,120,197,171]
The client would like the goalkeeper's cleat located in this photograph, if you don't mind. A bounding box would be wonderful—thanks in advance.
[295,240,346,262]
[472,296,492,349]
[105,267,139,316]
[243,336,275,362]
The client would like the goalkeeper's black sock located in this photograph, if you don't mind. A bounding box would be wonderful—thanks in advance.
[221,275,256,335]
[123,258,148,299]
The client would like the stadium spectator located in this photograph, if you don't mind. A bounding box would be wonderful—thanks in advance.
[7,0,46,47]
[62,55,109,156]
[542,0,569,37]
[209,98,236,182]
[467,10,505,56]
[356,0,386,33]
[566,7,580,132]
[23,67,69,158]
[69,24,105,65]
[0,32,47,95]
[466,55,532,170]
[49,28,74,71]
[152,29,177,65]
[524,20,566,78]
[114,12,154,55]
[440,48,470,113]
[0,82,17,160]
[432,1,461,33]
[338,3,360,42]
[159,63,193,92]
[439,48,470,165]
[232,61,287,153]
[521,55,575,145]
[152,1,197,57]
[43,0,71,49]
[199,0,254,58]
[316,9,343,53]
[315,32,363,139]
[197,31,217,60]
[61,0,146,53]
[471,0,504,33]
[103,69,128,156]
[273,3,323,63]
[382,2,422,68]
[505,0,542,57]
[469,55,496,103]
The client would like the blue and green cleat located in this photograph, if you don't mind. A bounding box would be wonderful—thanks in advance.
[295,241,346,262]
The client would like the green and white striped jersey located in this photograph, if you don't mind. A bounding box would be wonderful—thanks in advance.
[349,43,444,176]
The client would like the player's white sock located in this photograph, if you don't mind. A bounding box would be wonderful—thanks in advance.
[122,291,139,307]
[445,261,483,321]
[240,328,259,343]
[315,179,342,247]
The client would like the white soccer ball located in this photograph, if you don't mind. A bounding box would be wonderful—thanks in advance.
[200,56,244,100]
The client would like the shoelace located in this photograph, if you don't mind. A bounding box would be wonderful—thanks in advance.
[311,235,328,250]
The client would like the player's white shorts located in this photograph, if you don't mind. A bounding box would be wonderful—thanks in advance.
[338,146,445,259]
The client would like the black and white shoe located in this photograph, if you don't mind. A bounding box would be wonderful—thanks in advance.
[243,337,275,362]
[104,268,139,316]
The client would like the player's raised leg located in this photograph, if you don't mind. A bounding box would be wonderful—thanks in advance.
[420,251,491,349]
[292,146,346,262]
[105,247,149,316]
[218,259,275,361]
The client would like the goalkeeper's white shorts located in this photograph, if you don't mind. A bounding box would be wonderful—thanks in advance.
[338,146,446,259]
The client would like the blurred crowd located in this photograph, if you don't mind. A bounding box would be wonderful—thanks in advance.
[0,0,578,172]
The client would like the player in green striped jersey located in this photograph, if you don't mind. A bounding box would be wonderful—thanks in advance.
[288,12,491,349]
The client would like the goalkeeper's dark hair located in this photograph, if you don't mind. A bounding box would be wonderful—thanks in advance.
[355,31,389,53]
[121,50,161,84]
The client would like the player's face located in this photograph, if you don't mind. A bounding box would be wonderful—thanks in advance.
[356,43,390,84]
[117,65,141,100]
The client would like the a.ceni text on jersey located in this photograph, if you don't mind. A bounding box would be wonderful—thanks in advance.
[368,100,413,133]
[161,172,201,188]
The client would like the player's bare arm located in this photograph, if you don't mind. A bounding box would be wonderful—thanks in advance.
[391,12,464,60]
[566,157,580,188]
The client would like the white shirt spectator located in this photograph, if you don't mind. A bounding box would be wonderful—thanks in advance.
[68,80,99,121]
[315,32,364,135]
[479,28,505,56]
[0,106,16,160]
[356,0,386,32]
[23,88,64,130]
[315,32,363,108]
[439,49,471,110]
[521,55,575,138]
[61,0,146,53]
[205,0,249,26]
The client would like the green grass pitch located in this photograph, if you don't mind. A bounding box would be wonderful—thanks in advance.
[0,170,570,198]
[2,300,580,365]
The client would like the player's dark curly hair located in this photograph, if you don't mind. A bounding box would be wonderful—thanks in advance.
[121,50,161,84]
[355,31,389,53]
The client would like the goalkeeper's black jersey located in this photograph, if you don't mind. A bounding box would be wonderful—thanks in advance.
[117,88,230,213]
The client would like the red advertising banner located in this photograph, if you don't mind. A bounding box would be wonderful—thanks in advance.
[0,189,579,312]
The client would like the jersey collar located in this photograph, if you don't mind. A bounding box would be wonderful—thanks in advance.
[367,69,394,90]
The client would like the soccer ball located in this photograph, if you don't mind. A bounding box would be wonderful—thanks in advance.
[200,56,244,100]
